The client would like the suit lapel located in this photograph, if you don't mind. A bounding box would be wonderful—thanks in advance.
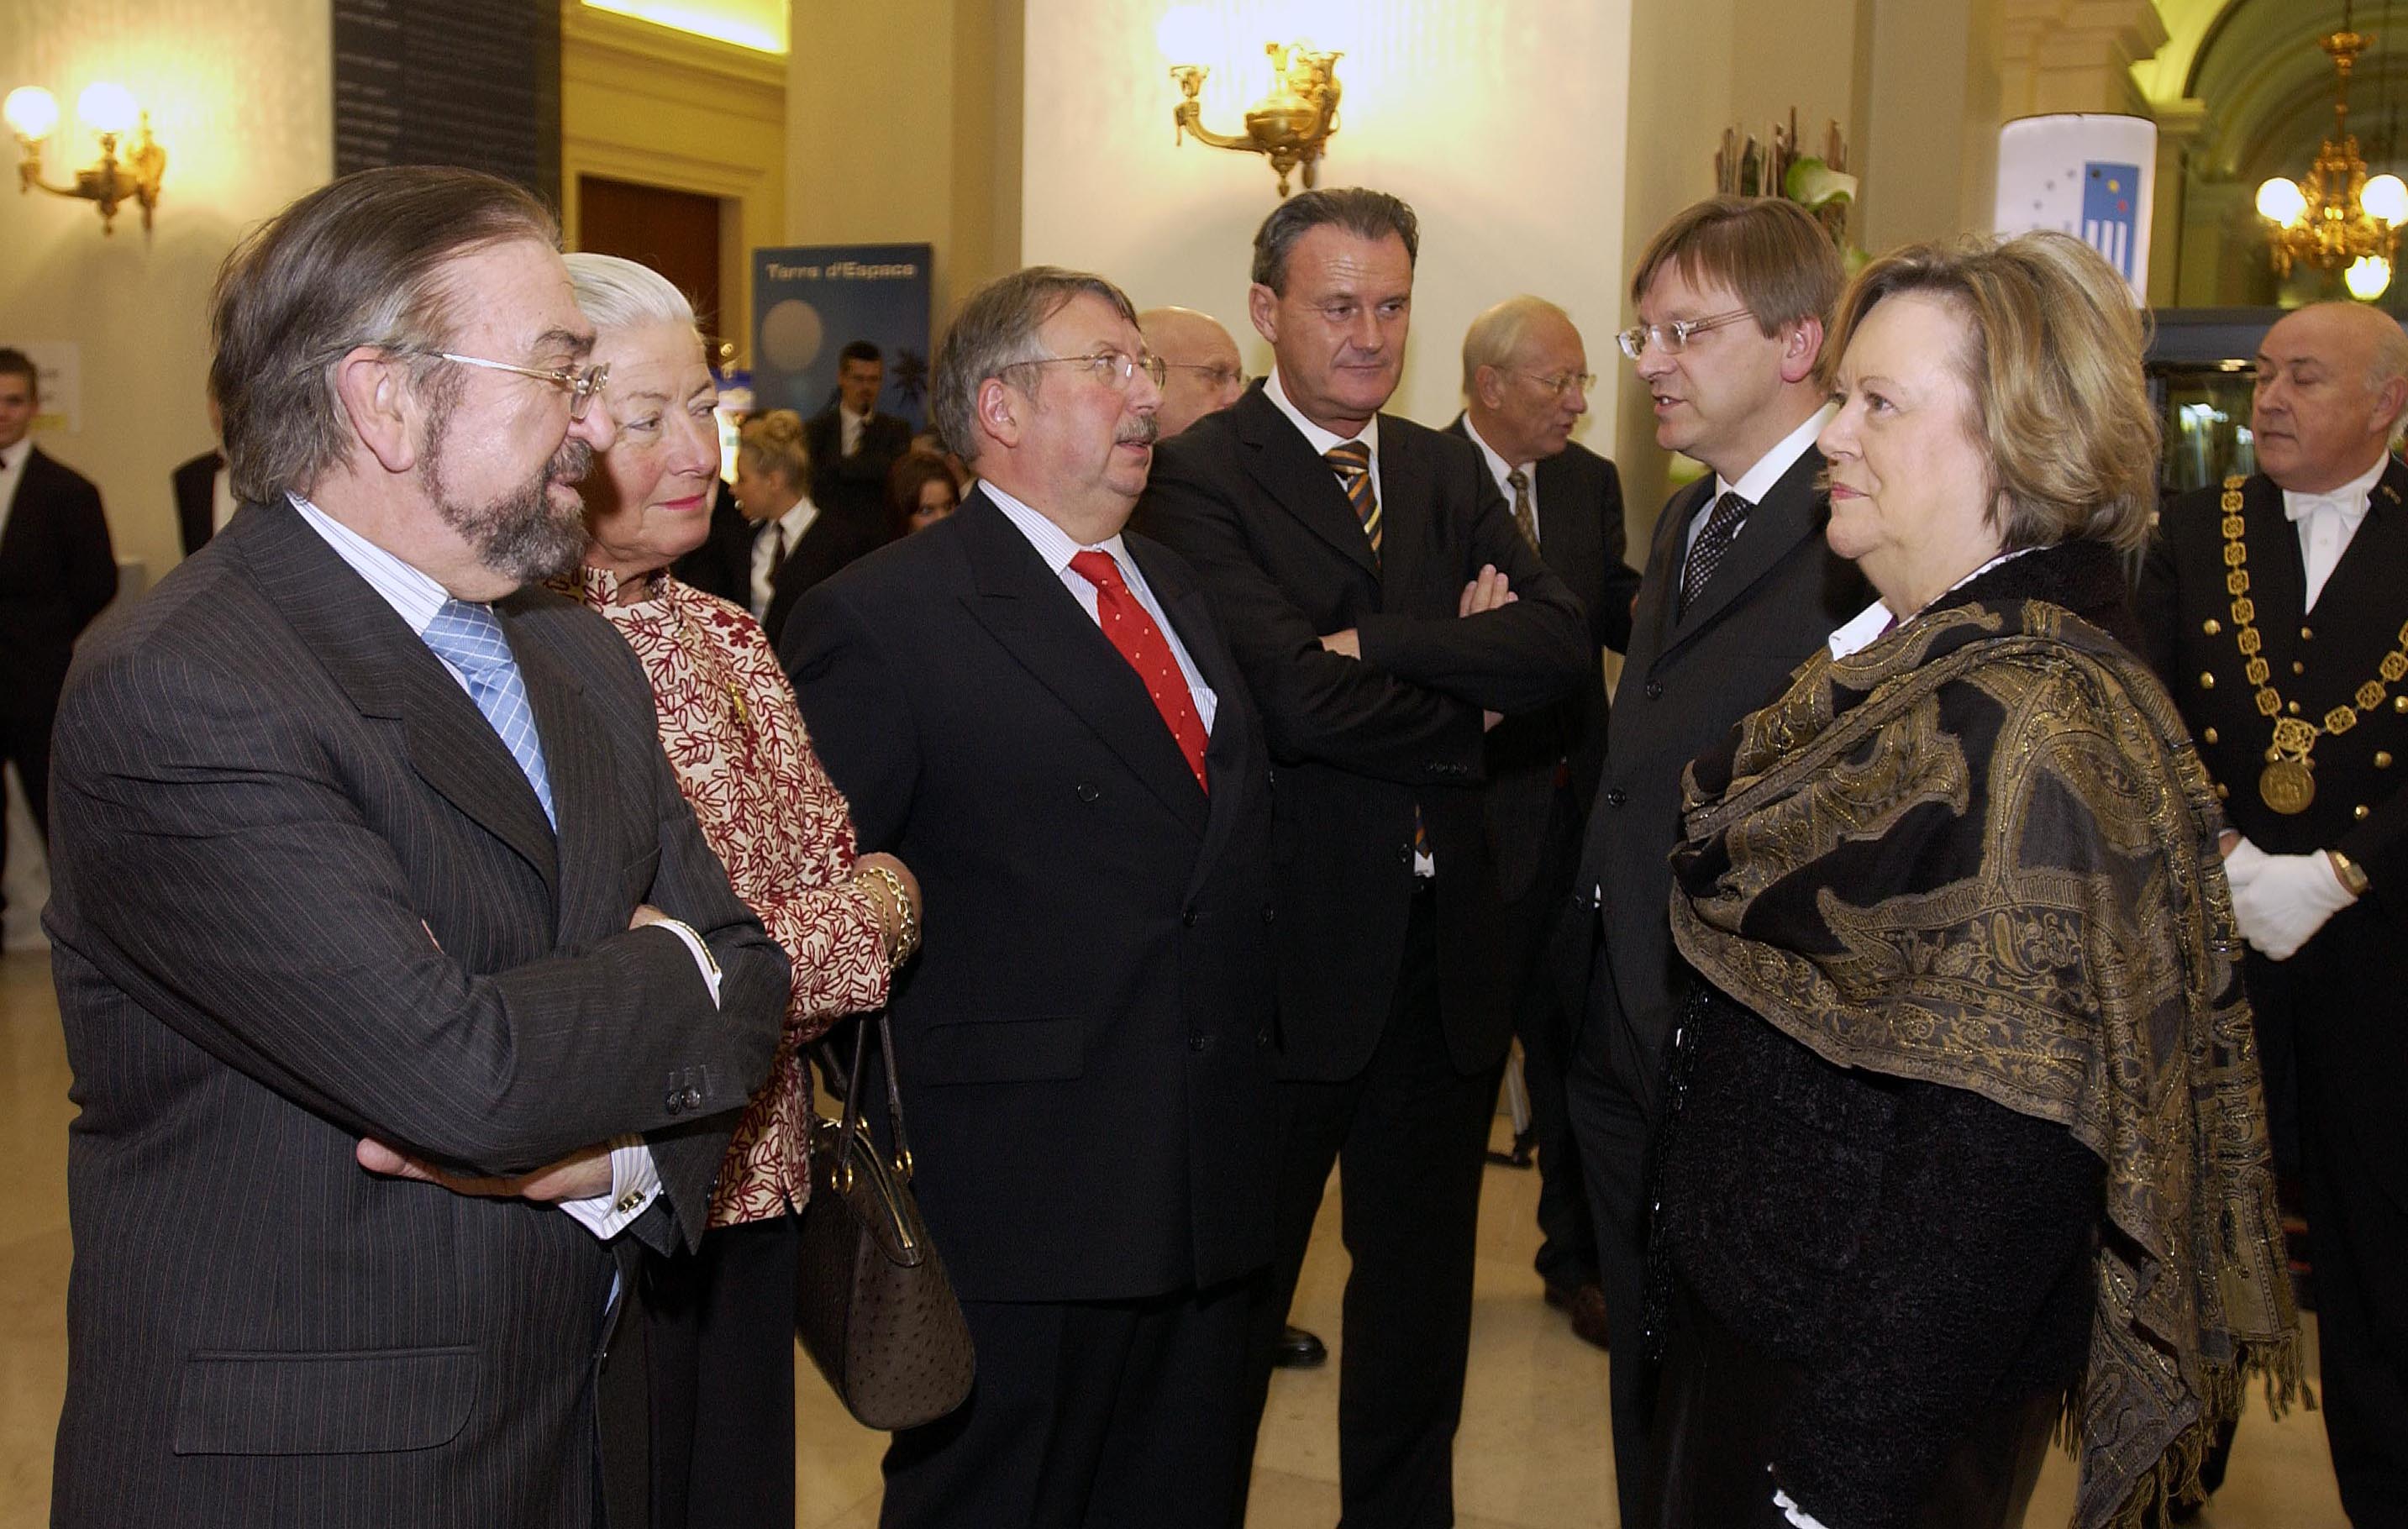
[1630,477,1711,671]
[502,601,607,932]
[954,493,1211,835]
[1130,536,1254,889]
[233,500,560,893]
[1371,420,1430,611]
[1233,386,1381,584]
[2301,457,2408,632]
[1664,448,1828,648]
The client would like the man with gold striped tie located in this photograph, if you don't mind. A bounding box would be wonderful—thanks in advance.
[1136,187,1590,1528]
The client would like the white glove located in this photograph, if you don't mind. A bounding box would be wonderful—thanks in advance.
[2224,838,2356,961]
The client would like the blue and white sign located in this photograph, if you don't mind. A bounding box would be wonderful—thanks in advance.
[750,244,933,428]
[1994,114,2158,305]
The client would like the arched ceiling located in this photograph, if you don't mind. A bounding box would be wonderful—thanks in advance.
[2184,0,2408,180]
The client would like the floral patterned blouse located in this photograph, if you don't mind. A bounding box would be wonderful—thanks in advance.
[571,565,891,1227]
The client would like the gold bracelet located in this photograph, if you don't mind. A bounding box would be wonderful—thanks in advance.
[2329,848,2372,897]
[856,863,921,970]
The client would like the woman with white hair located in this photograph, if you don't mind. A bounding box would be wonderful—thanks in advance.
[560,251,924,1525]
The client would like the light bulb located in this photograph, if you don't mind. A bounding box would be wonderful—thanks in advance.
[2367,173,2408,225]
[3,86,59,142]
[76,82,137,137]
[2257,176,2309,228]
[2347,255,2393,301]
[1157,5,1217,65]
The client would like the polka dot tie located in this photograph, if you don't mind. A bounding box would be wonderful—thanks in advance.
[1068,549,1210,794]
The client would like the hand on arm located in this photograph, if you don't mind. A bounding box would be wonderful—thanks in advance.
[1457,565,1519,730]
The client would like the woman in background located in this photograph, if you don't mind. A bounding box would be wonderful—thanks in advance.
[885,449,960,539]
[564,251,923,1527]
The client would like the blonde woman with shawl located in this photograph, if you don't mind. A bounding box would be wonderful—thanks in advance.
[1642,232,2298,1529]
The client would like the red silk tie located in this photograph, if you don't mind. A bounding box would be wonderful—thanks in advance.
[1068,549,1211,794]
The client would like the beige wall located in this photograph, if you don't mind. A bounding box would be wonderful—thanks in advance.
[562,3,787,365]
[1019,0,1635,439]
[786,0,1023,329]
[1,0,331,584]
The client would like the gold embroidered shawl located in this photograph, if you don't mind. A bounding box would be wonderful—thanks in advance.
[1667,597,2299,1529]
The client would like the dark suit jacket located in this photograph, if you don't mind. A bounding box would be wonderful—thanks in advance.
[44,498,787,1527]
[0,445,116,720]
[1567,447,1869,1115]
[781,488,1278,1303]
[760,502,890,649]
[1445,418,1643,906]
[2137,462,2408,1191]
[804,406,912,523]
[173,449,225,556]
[1137,383,1590,1082]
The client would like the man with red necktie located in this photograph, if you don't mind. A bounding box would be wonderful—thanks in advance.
[782,265,1279,1529]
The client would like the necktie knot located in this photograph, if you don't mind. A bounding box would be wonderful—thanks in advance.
[1325,440,1371,478]
[1506,469,1528,491]
[1068,548,1127,594]
[1679,491,1753,617]
[421,600,515,675]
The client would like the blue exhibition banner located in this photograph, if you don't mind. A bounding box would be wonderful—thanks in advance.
[750,244,934,429]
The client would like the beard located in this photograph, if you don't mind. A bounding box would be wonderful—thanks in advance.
[421,396,594,586]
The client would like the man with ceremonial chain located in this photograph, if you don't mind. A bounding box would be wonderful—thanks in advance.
[2138,299,2408,1525]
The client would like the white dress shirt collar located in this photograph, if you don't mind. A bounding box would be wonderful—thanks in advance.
[1265,367,1380,461]
[289,492,453,636]
[1716,402,1838,506]
[981,480,1138,581]
[0,439,30,542]
[2281,453,2388,526]
[2284,453,2389,612]
[1827,547,2037,659]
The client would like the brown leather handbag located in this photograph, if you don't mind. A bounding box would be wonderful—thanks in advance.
[797,1011,975,1431]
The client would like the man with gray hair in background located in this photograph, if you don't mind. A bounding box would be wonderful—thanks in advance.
[43,165,789,1527]
[1446,295,1639,1355]
[2137,299,2408,1521]
[782,265,1278,1528]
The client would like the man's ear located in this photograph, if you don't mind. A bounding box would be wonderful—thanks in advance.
[1779,316,1827,387]
[334,347,421,475]
[975,376,1023,455]
[1248,282,1281,347]
[1473,364,1506,412]
[2370,374,2408,441]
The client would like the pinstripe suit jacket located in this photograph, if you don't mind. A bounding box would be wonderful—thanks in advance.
[42,498,788,1527]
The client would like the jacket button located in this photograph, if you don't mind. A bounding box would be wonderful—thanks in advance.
[1606,789,1627,807]
[1644,680,1663,700]
[1182,907,1199,927]
[1256,1027,1272,1048]
[1398,843,1413,864]
[1263,904,1276,923]
[682,1086,704,1110]
[1187,1034,1212,1053]
[1075,783,1101,802]
[664,1091,686,1115]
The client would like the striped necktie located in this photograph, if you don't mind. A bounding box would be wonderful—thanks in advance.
[1326,440,1380,557]
[420,599,555,827]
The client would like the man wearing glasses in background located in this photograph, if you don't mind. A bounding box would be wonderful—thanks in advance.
[45,166,788,1529]
[784,266,1280,1529]
[1446,295,1640,1358]
[1558,195,1866,1523]
[1139,187,1589,1528]
[1139,305,1249,438]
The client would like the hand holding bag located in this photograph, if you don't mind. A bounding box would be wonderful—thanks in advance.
[797,1011,975,1431]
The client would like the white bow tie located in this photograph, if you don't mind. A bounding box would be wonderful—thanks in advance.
[2284,489,2369,524]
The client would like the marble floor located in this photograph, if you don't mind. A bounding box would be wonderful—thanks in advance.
[0,948,2351,1526]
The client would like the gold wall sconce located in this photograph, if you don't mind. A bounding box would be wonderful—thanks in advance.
[1159,9,1341,197]
[5,83,168,235]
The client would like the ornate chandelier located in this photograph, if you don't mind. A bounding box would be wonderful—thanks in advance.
[2256,5,2407,300]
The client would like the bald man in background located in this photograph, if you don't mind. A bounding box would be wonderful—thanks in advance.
[1140,307,1248,438]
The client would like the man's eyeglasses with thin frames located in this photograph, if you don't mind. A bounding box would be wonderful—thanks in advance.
[435,352,612,419]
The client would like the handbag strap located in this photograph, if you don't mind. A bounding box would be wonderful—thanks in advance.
[812,1011,916,1180]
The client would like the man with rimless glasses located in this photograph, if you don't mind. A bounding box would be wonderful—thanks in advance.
[45,166,788,1528]
[1554,195,1869,1525]
[783,265,1279,1529]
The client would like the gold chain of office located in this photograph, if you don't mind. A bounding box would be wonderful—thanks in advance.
[2219,474,2408,813]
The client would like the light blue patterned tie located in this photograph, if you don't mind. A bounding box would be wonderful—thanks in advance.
[420,599,555,828]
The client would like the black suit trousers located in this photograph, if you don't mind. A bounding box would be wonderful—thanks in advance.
[1564,944,1664,1529]
[2253,907,2408,1521]
[1504,783,1597,1290]
[643,1213,801,1529]
[1243,885,1505,1529]
[0,703,53,914]
[879,1276,1261,1529]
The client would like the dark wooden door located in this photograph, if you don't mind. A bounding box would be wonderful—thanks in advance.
[577,175,723,342]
